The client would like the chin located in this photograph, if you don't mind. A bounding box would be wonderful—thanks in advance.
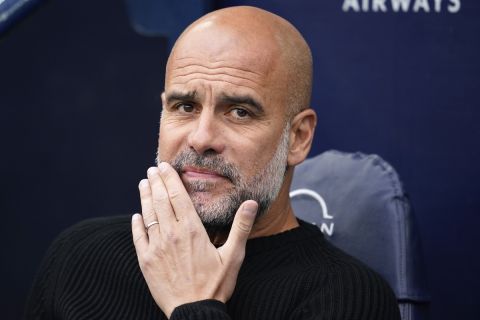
[189,191,217,204]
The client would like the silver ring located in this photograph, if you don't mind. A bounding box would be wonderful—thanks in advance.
[146,220,159,231]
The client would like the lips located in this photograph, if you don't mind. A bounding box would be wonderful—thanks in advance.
[182,166,226,180]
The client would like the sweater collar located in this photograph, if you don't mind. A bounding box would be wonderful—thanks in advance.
[244,219,323,257]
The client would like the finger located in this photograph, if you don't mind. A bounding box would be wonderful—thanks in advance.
[147,166,177,224]
[139,179,159,231]
[132,213,149,254]
[157,162,199,222]
[221,200,258,263]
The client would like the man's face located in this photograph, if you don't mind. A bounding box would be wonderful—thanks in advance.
[157,24,291,232]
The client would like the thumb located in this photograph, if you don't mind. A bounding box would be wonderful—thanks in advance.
[221,200,258,261]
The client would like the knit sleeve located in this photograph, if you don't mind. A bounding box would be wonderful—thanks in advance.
[170,300,231,320]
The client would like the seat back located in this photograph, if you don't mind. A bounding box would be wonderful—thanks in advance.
[291,150,430,320]
[124,0,213,43]
[0,0,44,34]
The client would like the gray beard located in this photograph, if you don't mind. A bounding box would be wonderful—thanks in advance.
[157,124,290,234]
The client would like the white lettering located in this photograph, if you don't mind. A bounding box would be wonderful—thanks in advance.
[343,0,361,12]
[413,0,430,12]
[321,223,335,236]
[362,0,370,11]
[448,0,461,13]
[391,0,411,12]
[341,0,461,14]
[373,0,388,12]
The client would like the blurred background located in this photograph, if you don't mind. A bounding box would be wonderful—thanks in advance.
[1,0,479,319]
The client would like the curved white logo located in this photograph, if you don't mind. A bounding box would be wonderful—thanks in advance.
[290,188,335,236]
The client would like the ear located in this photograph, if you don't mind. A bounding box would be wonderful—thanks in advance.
[161,92,166,108]
[160,92,167,120]
[287,108,317,166]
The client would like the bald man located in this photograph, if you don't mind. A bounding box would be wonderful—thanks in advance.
[25,6,400,320]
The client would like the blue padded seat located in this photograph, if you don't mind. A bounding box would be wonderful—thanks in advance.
[291,150,430,320]
[124,0,213,44]
[0,0,44,34]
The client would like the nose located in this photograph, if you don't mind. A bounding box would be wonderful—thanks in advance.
[187,111,225,155]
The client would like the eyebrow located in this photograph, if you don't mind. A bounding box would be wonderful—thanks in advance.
[219,93,265,115]
[165,90,198,104]
[164,90,265,115]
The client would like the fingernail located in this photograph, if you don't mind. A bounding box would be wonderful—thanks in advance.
[243,201,258,215]
[132,213,141,222]
[158,162,167,173]
[147,167,158,176]
[138,179,149,188]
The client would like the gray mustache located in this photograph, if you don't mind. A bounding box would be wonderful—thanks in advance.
[170,150,242,185]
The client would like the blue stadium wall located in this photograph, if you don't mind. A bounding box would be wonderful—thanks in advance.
[0,0,479,319]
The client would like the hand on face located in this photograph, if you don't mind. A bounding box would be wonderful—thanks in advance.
[131,162,258,318]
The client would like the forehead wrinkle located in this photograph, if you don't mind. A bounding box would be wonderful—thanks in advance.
[170,71,264,88]
[173,61,264,77]
[169,61,267,86]
[169,77,259,93]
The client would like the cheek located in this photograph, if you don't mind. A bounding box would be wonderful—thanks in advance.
[233,141,278,177]
[157,125,187,161]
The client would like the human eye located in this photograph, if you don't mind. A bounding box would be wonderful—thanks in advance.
[230,107,251,120]
[174,103,195,113]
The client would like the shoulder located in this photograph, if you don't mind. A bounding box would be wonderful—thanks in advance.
[25,215,138,318]
[59,215,132,237]
[295,222,400,318]
[42,215,135,276]
[52,215,132,249]
[44,215,139,295]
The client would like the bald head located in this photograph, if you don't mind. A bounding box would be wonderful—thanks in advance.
[167,6,313,118]
[159,7,317,234]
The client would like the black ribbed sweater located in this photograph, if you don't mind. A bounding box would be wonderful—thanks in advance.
[25,216,400,320]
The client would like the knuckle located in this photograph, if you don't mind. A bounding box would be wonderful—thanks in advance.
[142,211,156,220]
[189,229,198,237]
[151,240,163,253]
[139,255,153,270]
[165,230,179,244]
[152,196,168,208]
[139,250,164,271]
[184,221,199,236]
[237,221,252,233]
[133,234,146,245]
[168,189,182,201]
